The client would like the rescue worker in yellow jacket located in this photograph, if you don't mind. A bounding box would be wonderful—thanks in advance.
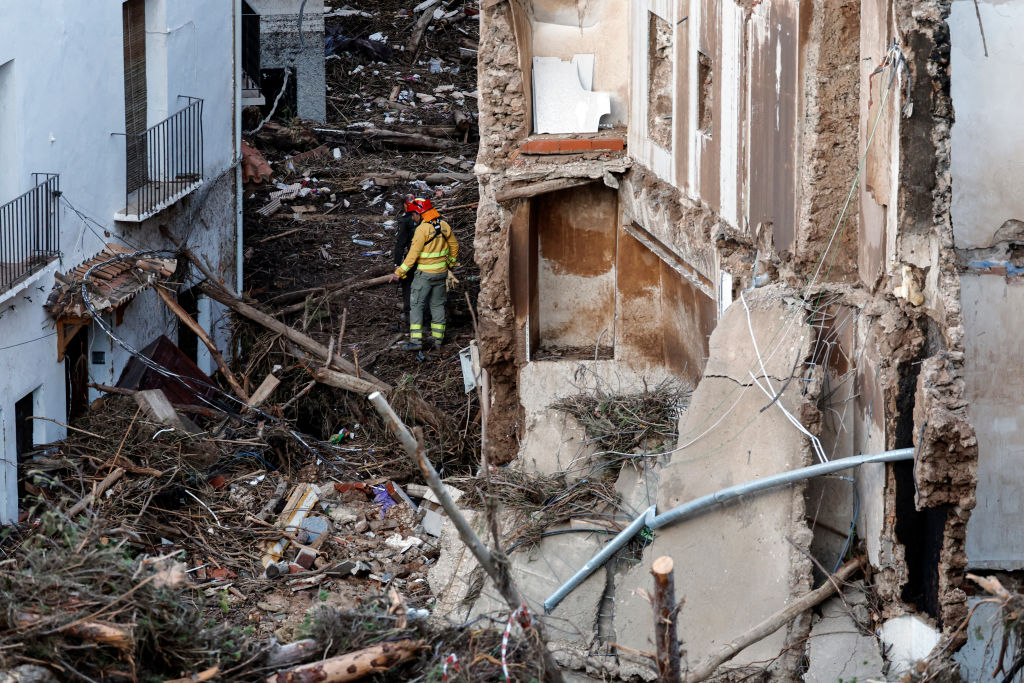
[388,197,459,350]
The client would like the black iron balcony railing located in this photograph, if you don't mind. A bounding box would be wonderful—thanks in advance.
[0,173,60,292]
[119,96,204,221]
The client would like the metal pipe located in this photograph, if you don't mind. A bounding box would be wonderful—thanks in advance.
[649,448,914,529]
[543,505,656,613]
[543,448,914,612]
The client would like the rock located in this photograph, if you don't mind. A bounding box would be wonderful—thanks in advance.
[421,508,444,537]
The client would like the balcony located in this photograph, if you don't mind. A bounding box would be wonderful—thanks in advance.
[116,97,204,222]
[0,173,61,293]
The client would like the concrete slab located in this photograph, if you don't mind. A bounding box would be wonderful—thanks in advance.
[804,589,884,683]
[469,529,608,648]
[613,288,815,670]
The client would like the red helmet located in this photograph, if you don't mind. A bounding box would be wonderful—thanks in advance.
[405,197,433,214]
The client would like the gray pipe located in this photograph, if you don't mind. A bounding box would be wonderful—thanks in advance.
[544,505,656,613]
[543,448,914,612]
[649,448,914,529]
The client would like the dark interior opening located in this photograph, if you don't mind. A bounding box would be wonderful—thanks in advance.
[177,286,201,364]
[892,354,947,623]
[14,392,34,458]
[259,68,297,120]
[65,326,90,420]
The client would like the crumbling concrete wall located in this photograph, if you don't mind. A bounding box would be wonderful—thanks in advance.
[471,0,981,673]
[614,287,817,675]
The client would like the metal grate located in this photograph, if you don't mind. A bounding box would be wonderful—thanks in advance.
[121,98,204,219]
[0,173,60,291]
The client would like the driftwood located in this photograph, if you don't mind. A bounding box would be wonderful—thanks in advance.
[265,639,320,670]
[452,108,471,133]
[197,281,386,390]
[266,266,393,306]
[320,127,455,152]
[684,557,863,682]
[277,274,394,316]
[312,367,384,396]
[265,639,421,683]
[155,285,250,402]
[651,556,682,683]
[163,667,219,683]
[406,0,442,60]
[88,383,223,419]
[367,392,564,683]
[13,612,132,652]
[496,177,597,202]
[67,467,125,518]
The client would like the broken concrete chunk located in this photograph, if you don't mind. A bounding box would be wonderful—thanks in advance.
[384,534,423,554]
[878,615,940,676]
[421,508,444,537]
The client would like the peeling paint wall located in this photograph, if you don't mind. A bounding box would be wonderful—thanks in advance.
[534,184,617,352]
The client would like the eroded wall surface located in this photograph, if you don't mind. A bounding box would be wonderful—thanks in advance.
[473,0,981,672]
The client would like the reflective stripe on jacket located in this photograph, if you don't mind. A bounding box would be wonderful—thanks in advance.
[395,219,459,278]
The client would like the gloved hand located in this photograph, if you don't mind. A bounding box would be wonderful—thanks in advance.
[446,270,460,292]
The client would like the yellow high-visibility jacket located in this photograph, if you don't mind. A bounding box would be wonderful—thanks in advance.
[395,218,458,278]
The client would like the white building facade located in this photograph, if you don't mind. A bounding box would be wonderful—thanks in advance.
[0,0,244,522]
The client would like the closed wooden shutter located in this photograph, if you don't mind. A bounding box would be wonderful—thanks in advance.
[123,0,147,194]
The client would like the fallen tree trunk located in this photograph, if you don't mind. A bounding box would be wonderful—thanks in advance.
[197,276,449,430]
[312,367,383,396]
[368,393,564,683]
[265,639,420,683]
[683,557,863,682]
[156,285,250,403]
[277,274,394,316]
[265,266,394,306]
[320,128,454,152]
[198,281,387,390]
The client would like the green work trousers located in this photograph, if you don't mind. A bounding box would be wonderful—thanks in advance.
[409,270,447,343]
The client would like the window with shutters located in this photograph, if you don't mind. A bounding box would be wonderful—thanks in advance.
[122,0,147,196]
[116,0,204,222]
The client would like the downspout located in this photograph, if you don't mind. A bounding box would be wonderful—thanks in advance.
[234,0,244,296]
[543,448,915,612]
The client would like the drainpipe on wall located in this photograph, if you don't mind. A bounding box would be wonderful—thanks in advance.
[234,0,244,297]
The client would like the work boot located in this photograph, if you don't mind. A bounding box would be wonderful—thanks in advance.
[402,341,422,351]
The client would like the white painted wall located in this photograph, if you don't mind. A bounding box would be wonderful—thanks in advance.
[950,0,1024,249]
[0,0,239,523]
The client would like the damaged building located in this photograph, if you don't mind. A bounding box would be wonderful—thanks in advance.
[0,1,242,523]
[465,0,1017,677]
